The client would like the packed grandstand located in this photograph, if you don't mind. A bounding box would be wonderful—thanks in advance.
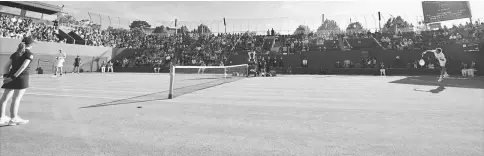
[0,4,483,74]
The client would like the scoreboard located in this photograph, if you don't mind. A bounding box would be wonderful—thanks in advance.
[422,1,472,23]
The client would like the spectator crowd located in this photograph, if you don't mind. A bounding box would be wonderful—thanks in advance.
[1,13,482,73]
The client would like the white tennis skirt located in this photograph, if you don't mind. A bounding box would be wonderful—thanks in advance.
[56,60,65,67]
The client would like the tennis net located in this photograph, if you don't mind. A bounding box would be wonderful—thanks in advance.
[168,64,249,99]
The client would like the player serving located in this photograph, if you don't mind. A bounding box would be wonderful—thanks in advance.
[422,48,449,82]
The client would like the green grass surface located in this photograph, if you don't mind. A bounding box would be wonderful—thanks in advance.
[1,74,483,156]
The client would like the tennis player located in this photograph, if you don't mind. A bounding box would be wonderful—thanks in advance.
[54,49,66,77]
[422,48,449,82]
[0,37,35,125]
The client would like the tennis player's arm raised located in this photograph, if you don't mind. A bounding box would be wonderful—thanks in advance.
[422,49,436,57]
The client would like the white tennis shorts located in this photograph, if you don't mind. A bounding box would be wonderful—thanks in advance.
[439,61,446,67]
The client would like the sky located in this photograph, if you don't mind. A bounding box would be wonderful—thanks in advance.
[1,0,484,34]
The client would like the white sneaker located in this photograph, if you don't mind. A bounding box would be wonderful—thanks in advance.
[0,116,11,124]
[444,74,450,78]
[438,78,443,82]
[8,117,29,126]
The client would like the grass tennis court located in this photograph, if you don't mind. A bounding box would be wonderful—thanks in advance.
[1,73,483,156]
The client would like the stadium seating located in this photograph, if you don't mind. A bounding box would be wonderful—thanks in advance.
[1,12,483,75]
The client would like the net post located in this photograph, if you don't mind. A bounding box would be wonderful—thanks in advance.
[52,59,55,74]
[246,64,249,77]
[37,59,40,72]
[224,68,227,79]
[168,64,175,99]
[36,59,40,78]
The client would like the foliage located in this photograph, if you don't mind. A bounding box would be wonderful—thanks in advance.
[317,19,340,31]
[153,25,166,33]
[346,22,364,30]
[177,26,189,34]
[383,16,413,29]
[293,25,312,35]
[57,13,76,24]
[192,24,211,34]
[129,20,151,30]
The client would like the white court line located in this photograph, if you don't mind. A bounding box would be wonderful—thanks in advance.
[20,92,475,113]
[29,84,166,92]
[29,79,139,84]
[28,80,143,88]
[24,92,130,100]
[27,87,156,94]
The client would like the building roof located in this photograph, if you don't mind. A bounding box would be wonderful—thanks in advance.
[0,1,62,15]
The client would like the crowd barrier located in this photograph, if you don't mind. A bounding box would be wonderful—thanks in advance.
[229,44,484,76]
[0,38,113,74]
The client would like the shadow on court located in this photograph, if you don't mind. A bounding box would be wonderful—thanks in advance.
[0,125,12,128]
[80,77,246,109]
[79,91,170,109]
[389,75,484,89]
[414,85,446,94]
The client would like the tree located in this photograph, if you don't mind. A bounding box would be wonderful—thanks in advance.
[153,25,166,33]
[383,16,412,29]
[177,26,189,34]
[130,27,145,37]
[317,19,340,31]
[89,23,101,29]
[346,22,364,30]
[57,13,76,24]
[129,20,151,30]
[383,16,414,33]
[247,31,257,36]
[294,25,312,35]
[196,24,211,34]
